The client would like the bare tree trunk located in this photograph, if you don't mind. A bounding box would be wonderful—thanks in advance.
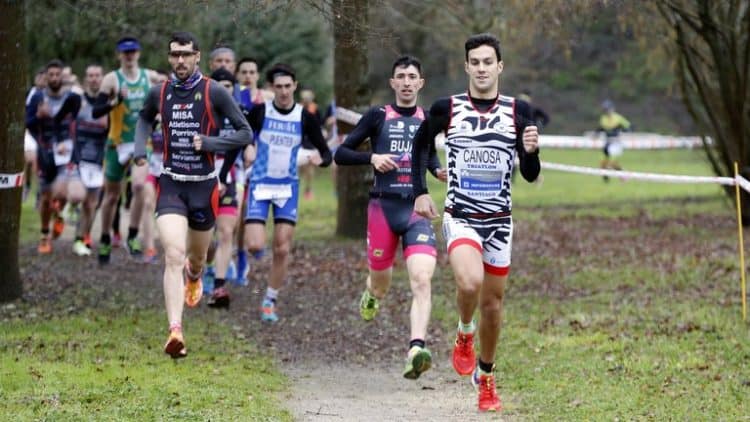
[333,0,372,238]
[656,0,750,223]
[0,0,27,301]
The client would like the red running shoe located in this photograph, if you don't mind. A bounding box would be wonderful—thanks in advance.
[452,331,476,376]
[164,327,187,359]
[471,369,502,412]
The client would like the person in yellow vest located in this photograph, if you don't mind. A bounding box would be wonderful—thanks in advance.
[598,99,630,182]
[93,37,161,263]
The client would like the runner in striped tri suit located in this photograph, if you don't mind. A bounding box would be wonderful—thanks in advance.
[335,55,446,380]
[133,32,253,359]
[411,33,540,413]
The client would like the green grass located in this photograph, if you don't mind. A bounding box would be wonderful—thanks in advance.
[20,193,40,245]
[514,148,727,211]
[13,148,747,419]
[307,148,749,419]
[0,309,291,421]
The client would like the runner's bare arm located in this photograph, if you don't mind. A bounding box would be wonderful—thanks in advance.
[146,69,161,85]
[133,85,161,165]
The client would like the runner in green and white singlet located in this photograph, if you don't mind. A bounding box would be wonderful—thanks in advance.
[93,36,160,264]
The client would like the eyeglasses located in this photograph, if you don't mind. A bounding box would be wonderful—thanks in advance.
[168,51,197,58]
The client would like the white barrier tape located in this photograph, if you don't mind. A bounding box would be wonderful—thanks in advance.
[736,175,750,193]
[542,161,737,186]
[0,172,24,189]
[541,134,706,149]
[335,107,363,126]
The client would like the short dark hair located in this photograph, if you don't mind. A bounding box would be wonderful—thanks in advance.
[237,57,259,70]
[465,33,502,61]
[46,59,64,71]
[169,31,200,51]
[210,67,236,84]
[266,63,296,84]
[85,63,103,72]
[391,55,422,77]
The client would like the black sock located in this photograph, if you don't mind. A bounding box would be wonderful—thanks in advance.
[409,339,425,350]
[128,227,138,241]
[214,278,226,288]
[41,228,50,235]
[75,236,83,242]
[478,359,494,373]
[101,233,111,244]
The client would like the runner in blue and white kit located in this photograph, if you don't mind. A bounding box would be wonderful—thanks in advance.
[243,63,332,322]
[411,34,540,413]
[335,55,446,380]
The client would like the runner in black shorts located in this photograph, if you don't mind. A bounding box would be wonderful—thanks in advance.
[25,59,81,254]
[204,67,246,308]
[411,34,540,412]
[335,56,446,380]
[133,32,253,359]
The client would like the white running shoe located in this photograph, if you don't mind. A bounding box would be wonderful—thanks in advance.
[72,240,92,256]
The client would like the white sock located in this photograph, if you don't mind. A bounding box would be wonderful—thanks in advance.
[265,287,279,302]
[458,319,475,333]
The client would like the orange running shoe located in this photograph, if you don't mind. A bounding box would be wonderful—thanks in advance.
[164,327,187,359]
[452,331,476,376]
[183,260,203,307]
[37,235,52,254]
[472,369,502,412]
[51,216,65,239]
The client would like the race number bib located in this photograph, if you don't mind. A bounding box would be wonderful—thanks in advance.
[78,161,104,189]
[253,183,292,201]
[117,142,135,165]
[54,140,74,166]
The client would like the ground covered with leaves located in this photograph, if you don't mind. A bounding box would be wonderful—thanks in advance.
[3,198,749,420]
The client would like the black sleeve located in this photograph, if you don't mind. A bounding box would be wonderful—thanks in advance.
[514,100,541,183]
[219,148,241,184]
[333,107,382,166]
[92,93,116,119]
[427,145,442,178]
[246,104,265,134]
[134,85,162,161]
[302,109,332,167]
[533,107,550,128]
[198,80,253,152]
[412,98,451,196]
[55,93,82,122]
[25,91,43,129]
